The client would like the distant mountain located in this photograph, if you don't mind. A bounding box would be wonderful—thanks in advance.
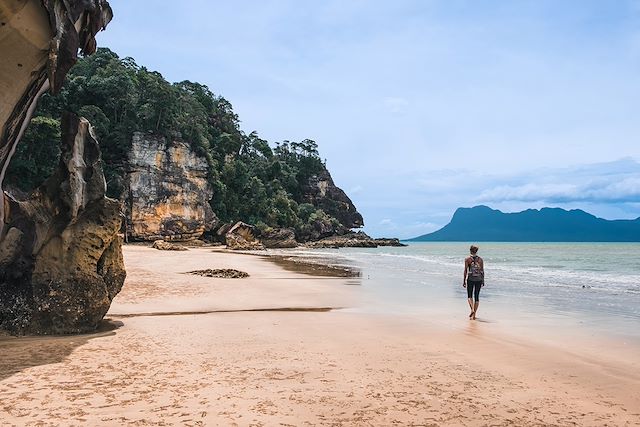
[409,206,640,242]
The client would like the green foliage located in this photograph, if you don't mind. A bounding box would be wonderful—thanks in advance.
[5,117,61,192]
[6,48,341,234]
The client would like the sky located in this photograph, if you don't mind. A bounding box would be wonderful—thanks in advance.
[99,0,640,238]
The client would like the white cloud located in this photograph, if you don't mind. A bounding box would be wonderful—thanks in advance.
[99,1,640,238]
[477,183,578,202]
[358,158,640,238]
[476,169,640,204]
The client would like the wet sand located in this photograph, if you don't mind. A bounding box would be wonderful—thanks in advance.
[1,246,639,426]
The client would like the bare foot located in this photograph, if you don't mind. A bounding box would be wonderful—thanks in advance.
[472,313,477,320]
[469,311,474,318]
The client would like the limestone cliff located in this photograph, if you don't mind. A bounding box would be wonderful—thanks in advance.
[125,132,217,241]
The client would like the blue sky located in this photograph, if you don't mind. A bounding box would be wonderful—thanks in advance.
[100,0,640,238]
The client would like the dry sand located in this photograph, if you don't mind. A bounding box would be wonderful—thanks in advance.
[1,246,639,426]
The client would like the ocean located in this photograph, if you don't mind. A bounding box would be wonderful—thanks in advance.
[277,242,640,345]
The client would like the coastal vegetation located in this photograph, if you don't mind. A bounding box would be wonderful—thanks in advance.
[5,48,341,235]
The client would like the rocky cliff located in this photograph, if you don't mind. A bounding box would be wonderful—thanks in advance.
[125,132,217,241]
[4,44,373,246]
[303,168,364,229]
[124,133,365,244]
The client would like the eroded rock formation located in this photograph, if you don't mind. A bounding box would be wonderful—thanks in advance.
[125,132,217,241]
[0,113,125,334]
[1,0,118,334]
[0,0,112,235]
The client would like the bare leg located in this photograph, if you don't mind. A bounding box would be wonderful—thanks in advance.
[467,298,474,317]
[472,301,479,319]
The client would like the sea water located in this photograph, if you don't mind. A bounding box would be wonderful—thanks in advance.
[280,242,640,345]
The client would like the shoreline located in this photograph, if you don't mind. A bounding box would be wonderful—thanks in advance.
[1,246,639,425]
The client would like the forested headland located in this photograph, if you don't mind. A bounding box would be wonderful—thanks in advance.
[6,48,357,239]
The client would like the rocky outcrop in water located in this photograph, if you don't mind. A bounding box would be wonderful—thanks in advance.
[303,232,406,248]
[374,238,408,247]
[125,132,217,241]
[305,232,378,248]
[0,113,125,334]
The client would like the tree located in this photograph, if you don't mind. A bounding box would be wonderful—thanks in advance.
[5,48,346,233]
[5,117,61,192]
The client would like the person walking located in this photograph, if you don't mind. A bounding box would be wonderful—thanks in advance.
[463,245,484,320]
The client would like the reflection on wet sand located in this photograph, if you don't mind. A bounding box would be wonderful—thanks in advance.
[108,307,339,318]
[264,254,362,278]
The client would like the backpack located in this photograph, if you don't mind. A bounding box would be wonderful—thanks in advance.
[469,255,483,280]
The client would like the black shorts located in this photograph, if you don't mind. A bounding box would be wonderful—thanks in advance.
[467,280,482,301]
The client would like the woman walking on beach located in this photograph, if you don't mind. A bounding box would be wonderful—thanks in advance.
[463,245,484,320]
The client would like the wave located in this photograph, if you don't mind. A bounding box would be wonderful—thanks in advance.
[267,247,640,297]
[331,249,640,295]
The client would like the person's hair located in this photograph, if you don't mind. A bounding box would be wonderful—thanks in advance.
[470,245,479,254]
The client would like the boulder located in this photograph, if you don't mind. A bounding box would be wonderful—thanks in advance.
[0,113,125,335]
[225,221,264,250]
[260,228,298,248]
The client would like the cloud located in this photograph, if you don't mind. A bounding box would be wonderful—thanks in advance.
[99,2,640,238]
[476,160,640,204]
[356,158,640,238]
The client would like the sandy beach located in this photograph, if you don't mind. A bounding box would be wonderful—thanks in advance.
[1,246,639,426]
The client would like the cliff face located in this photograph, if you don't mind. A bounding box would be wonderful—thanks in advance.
[125,132,217,241]
[303,168,364,229]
